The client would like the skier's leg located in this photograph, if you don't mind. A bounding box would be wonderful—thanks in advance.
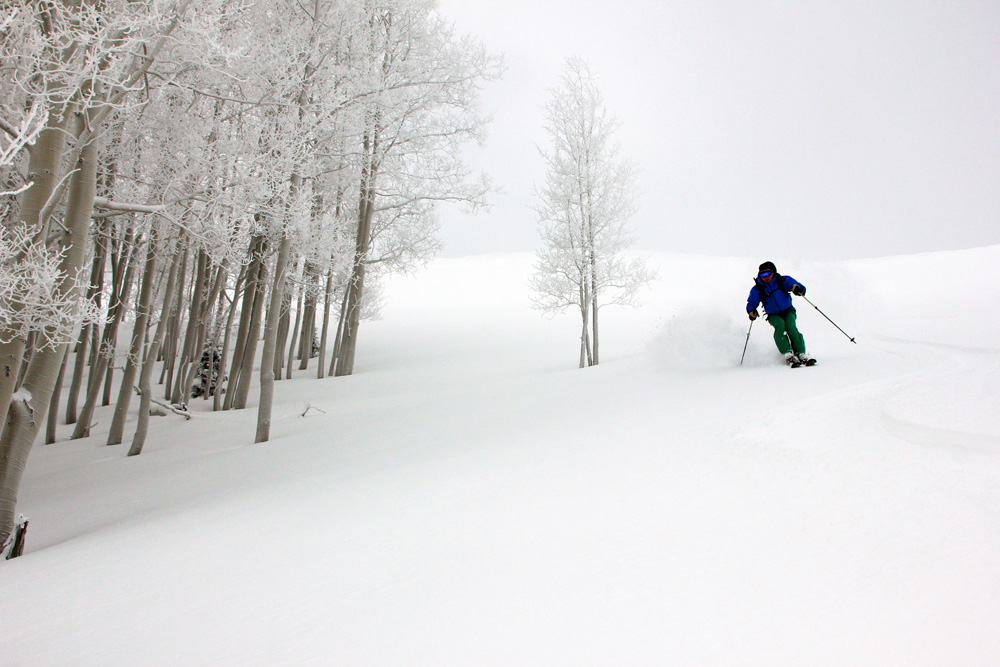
[785,311,806,355]
[768,314,792,354]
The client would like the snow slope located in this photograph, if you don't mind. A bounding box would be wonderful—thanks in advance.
[2,248,999,665]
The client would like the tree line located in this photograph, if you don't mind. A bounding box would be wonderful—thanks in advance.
[0,0,500,550]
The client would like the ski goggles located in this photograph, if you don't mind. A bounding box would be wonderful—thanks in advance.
[759,270,774,281]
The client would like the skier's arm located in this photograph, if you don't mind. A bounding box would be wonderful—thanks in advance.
[784,276,805,296]
[747,286,762,313]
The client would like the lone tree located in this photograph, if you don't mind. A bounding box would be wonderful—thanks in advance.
[531,57,654,368]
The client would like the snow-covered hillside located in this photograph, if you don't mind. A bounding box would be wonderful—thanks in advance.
[2,248,999,665]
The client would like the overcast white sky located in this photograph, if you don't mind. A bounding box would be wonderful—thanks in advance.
[433,0,1000,260]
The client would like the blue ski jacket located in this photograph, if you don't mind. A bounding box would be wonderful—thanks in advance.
[747,274,805,316]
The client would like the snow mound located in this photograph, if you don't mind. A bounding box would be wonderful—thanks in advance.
[646,305,773,369]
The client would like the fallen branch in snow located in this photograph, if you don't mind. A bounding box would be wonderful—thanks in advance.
[134,386,191,420]
[300,403,327,418]
[152,397,191,420]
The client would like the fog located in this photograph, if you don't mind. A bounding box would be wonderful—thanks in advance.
[436,0,1000,260]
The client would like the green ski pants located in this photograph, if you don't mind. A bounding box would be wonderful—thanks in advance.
[767,310,806,355]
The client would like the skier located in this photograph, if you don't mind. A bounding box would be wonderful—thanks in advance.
[747,261,815,367]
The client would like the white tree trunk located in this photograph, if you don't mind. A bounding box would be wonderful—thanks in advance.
[285,280,302,379]
[45,350,70,445]
[0,103,97,546]
[233,255,267,410]
[255,231,292,443]
[172,250,207,404]
[335,126,378,377]
[0,103,69,425]
[317,269,334,379]
[224,237,263,410]
[107,236,158,446]
[214,264,247,412]
[161,246,188,396]
[129,250,180,457]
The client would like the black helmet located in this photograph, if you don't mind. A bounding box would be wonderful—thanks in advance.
[758,261,776,275]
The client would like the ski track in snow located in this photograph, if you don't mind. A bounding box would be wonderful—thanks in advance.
[2,248,1000,665]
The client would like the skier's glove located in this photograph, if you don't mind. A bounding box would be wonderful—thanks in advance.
[749,309,759,321]
[791,285,804,296]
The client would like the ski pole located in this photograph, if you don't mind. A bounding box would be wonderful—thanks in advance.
[802,295,856,344]
[740,318,754,365]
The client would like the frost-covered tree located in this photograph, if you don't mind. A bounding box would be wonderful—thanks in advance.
[330,0,500,377]
[531,57,654,368]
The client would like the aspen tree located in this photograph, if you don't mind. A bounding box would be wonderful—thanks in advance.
[531,58,654,367]
[129,243,180,456]
[1,99,99,546]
